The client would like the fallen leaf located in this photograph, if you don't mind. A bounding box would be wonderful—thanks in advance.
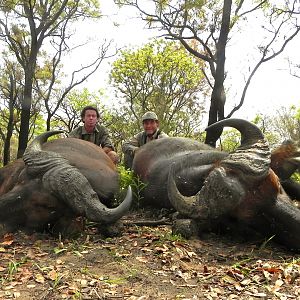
[26,249,36,259]
[1,233,14,245]
[136,256,149,263]
[13,292,21,298]
[48,269,58,281]
[35,273,45,283]
[222,275,238,285]
[240,278,252,286]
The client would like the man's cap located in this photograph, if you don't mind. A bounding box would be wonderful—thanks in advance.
[142,111,158,122]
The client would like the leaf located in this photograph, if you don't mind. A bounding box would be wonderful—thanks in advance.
[35,273,45,284]
[169,279,197,287]
[26,249,36,259]
[53,247,67,254]
[48,269,57,281]
[222,275,238,285]
[154,244,169,254]
[136,256,149,263]
[1,233,14,245]
[26,284,36,288]
[13,292,21,298]
[73,250,83,257]
[240,278,252,286]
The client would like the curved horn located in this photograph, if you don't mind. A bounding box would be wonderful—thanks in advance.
[207,118,270,181]
[23,131,65,177]
[206,118,264,148]
[171,150,228,196]
[43,167,132,223]
[168,163,245,219]
[23,131,132,223]
[25,130,64,152]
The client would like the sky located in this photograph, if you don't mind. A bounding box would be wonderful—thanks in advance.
[68,1,300,124]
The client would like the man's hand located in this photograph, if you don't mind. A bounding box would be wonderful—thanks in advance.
[133,147,139,157]
[107,151,120,165]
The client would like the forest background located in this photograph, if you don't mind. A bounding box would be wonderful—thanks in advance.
[1,0,300,166]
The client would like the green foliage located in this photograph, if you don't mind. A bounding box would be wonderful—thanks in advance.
[157,232,184,243]
[291,172,300,183]
[251,114,279,149]
[68,88,102,112]
[53,88,107,132]
[117,165,147,208]
[5,257,27,282]
[109,39,207,140]
[219,128,240,152]
[271,106,300,143]
[251,106,300,149]
[117,165,135,191]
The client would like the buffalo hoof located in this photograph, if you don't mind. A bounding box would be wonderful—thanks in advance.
[49,216,86,237]
[97,220,125,237]
[172,218,199,239]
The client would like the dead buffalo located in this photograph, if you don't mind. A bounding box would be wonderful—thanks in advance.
[271,139,300,204]
[0,131,132,235]
[132,118,300,250]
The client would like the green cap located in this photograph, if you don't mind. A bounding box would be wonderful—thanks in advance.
[142,111,158,122]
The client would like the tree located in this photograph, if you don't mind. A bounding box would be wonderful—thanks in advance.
[35,41,114,132]
[269,105,300,143]
[109,39,207,140]
[0,58,23,164]
[116,0,300,146]
[53,88,106,133]
[0,0,102,157]
[220,108,300,153]
[53,88,122,152]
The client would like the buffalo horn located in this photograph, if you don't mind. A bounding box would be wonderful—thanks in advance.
[168,118,270,219]
[23,131,132,223]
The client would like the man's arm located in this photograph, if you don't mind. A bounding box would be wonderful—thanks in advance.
[122,133,142,156]
[158,131,169,138]
[98,126,115,151]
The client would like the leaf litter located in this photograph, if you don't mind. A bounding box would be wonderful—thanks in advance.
[0,210,299,300]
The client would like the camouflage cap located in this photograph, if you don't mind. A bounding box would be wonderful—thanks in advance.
[142,111,158,122]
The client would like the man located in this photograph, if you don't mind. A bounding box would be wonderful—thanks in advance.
[122,111,168,169]
[69,106,119,164]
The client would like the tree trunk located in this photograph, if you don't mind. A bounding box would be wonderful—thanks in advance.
[205,0,232,147]
[3,75,15,165]
[17,63,35,158]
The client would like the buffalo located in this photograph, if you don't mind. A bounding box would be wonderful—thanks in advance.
[132,118,300,250]
[271,139,300,204]
[0,131,132,235]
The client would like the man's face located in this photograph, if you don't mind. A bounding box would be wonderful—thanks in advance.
[143,119,158,136]
[83,109,98,129]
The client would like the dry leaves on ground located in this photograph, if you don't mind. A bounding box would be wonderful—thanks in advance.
[0,214,299,300]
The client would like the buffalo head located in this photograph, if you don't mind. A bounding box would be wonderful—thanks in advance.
[0,131,132,235]
[133,119,300,250]
[271,140,300,203]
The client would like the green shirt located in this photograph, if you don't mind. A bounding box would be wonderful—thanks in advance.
[122,129,168,155]
[69,124,115,150]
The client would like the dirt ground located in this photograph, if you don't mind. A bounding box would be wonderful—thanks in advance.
[0,209,299,300]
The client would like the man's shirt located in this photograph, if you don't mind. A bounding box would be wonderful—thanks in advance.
[69,124,115,150]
